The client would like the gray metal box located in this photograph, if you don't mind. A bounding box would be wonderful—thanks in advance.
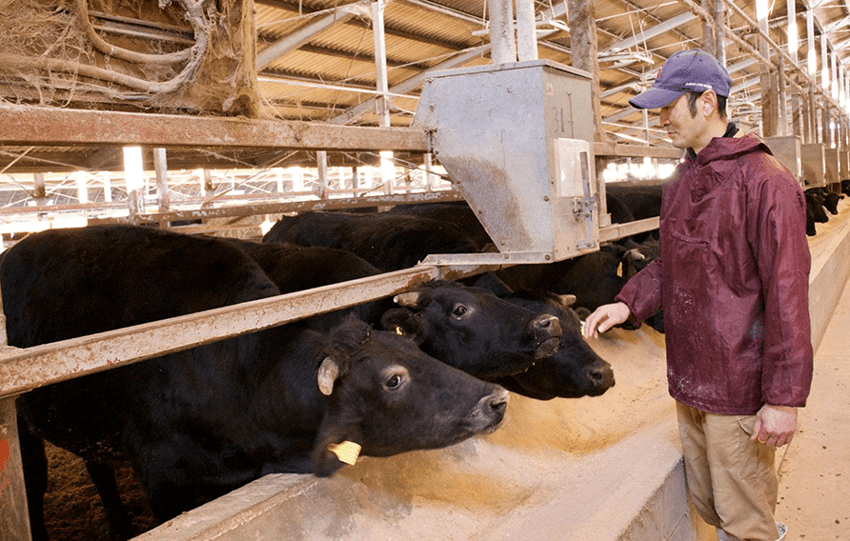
[841,151,850,180]
[801,144,826,188]
[413,59,598,263]
[764,136,802,178]
[824,148,840,185]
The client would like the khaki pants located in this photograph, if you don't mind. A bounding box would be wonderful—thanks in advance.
[676,402,780,541]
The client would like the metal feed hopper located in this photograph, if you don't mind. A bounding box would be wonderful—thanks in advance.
[413,59,598,264]
[802,144,826,188]
[825,148,840,185]
[764,135,803,184]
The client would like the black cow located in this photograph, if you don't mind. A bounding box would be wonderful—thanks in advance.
[805,188,830,224]
[262,211,481,271]
[605,181,664,243]
[3,225,509,540]
[387,201,494,250]
[225,239,563,381]
[496,244,636,314]
[226,240,618,401]
[494,290,615,399]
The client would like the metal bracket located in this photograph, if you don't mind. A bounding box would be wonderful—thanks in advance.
[574,150,597,250]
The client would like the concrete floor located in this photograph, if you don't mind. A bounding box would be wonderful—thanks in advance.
[775,245,850,539]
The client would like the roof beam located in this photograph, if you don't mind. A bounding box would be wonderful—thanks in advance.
[256,2,370,69]
[603,12,697,54]
[328,44,490,125]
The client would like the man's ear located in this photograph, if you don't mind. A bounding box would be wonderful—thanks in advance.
[702,90,717,117]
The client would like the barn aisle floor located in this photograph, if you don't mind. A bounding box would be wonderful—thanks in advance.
[775,247,850,539]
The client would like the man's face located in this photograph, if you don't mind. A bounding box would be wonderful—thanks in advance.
[658,94,707,150]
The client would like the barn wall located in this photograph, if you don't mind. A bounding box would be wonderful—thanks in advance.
[133,203,850,541]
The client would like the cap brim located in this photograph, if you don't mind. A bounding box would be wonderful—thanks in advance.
[629,87,685,110]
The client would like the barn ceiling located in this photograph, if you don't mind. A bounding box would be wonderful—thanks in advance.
[0,0,848,174]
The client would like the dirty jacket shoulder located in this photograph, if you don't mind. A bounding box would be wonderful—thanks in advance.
[615,132,813,415]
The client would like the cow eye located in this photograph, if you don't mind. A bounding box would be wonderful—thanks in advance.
[451,304,468,319]
[382,366,409,391]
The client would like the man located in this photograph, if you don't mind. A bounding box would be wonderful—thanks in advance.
[584,49,812,541]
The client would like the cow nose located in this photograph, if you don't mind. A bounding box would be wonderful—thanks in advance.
[532,314,560,336]
[589,365,615,387]
[488,388,510,415]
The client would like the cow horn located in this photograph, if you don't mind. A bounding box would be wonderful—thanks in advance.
[393,291,421,307]
[317,357,340,396]
[560,294,577,306]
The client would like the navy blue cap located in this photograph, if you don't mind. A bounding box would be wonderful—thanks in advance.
[630,49,732,110]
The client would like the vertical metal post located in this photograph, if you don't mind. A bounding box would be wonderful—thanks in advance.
[123,146,145,224]
[515,0,538,62]
[778,56,788,136]
[371,0,394,195]
[423,153,436,191]
[0,287,33,541]
[102,172,112,203]
[154,148,171,212]
[701,0,716,56]
[488,0,516,64]
[714,0,725,66]
[316,151,329,199]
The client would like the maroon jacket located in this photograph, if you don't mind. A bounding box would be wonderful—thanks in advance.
[615,132,813,415]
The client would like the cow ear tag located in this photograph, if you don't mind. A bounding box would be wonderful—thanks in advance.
[317,357,339,396]
[327,441,361,465]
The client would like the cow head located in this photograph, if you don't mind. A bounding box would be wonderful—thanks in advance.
[309,317,509,476]
[379,280,562,381]
[498,290,615,399]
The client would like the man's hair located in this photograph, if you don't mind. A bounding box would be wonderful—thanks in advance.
[686,91,727,120]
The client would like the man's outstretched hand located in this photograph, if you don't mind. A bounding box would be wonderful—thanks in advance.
[584,302,632,339]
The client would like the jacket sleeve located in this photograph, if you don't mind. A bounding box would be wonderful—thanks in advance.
[614,257,664,325]
[748,164,813,407]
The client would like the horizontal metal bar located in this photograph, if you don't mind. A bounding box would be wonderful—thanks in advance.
[420,251,558,265]
[0,267,439,399]
[85,191,466,225]
[598,217,660,243]
[594,142,683,160]
[0,105,431,152]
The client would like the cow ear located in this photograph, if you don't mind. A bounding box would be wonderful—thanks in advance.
[559,294,577,306]
[379,308,426,345]
[317,357,340,396]
[393,291,421,307]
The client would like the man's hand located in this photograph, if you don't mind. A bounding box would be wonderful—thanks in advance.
[584,302,632,339]
[751,404,798,447]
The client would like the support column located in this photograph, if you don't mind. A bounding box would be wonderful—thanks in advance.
[778,56,788,135]
[792,87,803,137]
[714,0,725,65]
[515,0,538,61]
[0,285,33,541]
[32,174,46,207]
[316,151,329,199]
[123,146,145,223]
[567,0,608,142]
[371,0,394,195]
[153,148,170,212]
[488,0,516,64]
[756,0,777,136]
[701,0,716,57]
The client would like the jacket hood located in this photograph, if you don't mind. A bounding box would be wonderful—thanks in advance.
[689,132,770,167]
